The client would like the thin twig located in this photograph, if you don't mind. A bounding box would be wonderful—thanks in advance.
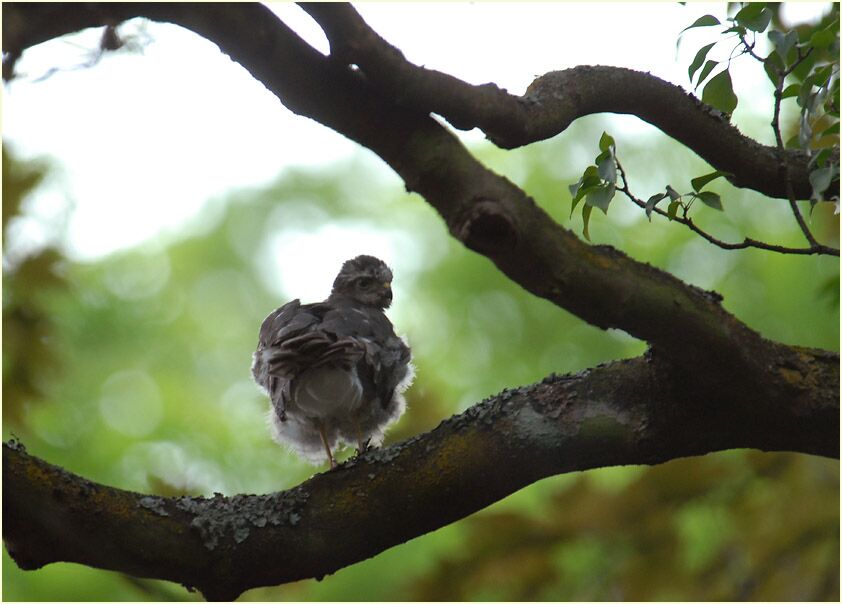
[786,46,815,77]
[737,33,765,63]
[615,161,839,256]
[770,62,824,248]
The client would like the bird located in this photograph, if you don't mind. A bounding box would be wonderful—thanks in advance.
[252,255,414,469]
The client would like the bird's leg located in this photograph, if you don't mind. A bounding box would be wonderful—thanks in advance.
[315,420,337,469]
[356,437,371,456]
[350,421,370,457]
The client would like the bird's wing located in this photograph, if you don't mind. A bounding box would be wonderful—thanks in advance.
[255,300,364,381]
[322,305,411,410]
[366,322,412,409]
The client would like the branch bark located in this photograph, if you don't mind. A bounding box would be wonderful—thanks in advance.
[5,351,838,600]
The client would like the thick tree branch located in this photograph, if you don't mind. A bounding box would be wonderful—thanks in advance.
[297,2,839,201]
[5,351,838,600]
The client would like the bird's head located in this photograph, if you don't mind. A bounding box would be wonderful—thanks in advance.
[330,255,394,309]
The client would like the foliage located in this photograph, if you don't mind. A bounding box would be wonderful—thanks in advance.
[571,2,840,242]
[2,148,69,425]
[411,451,839,601]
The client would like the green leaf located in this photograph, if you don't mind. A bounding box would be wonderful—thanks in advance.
[680,14,721,37]
[791,47,818,81]
[763,53,784,85]
[667,200,680,221]
[645,193,667,220]
[582,204,594,241]
[597,154,617,184]
[702,69,738,115]
[810,147,833,169]
[798,65,834,107]
[781,83,800,99]
[586,183,616,214]
[814,64,835,86]
[570,165,602,209]
[735,3,772,33]
[666,185,682,201]
[688,42,716,82]
[820,122,840,138]
[797,79,815,108]
[691,170,730,192]
[809,166,836,200]
[785,133,801,149]
[569,179,586,217]
[768,30,798,63]
[695,191,724,210]
[695,59,719,89]
[810,147,834,169]
[722,24,747,36]
[810,19,840,50]
[582,164,600,181]
[598,131,615,153]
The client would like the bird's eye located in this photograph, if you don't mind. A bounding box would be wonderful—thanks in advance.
[357,277,374,288]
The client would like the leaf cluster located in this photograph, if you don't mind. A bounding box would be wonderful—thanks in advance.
[567,132,618,240]
[571,3,840,251]
[569,134,728,237]
[684,3,839,204]
[644,170,728,221]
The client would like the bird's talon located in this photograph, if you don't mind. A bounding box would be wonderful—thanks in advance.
[355,439,372,456]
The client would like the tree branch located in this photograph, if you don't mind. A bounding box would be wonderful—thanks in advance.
[5,351,838,600]
[297,2,838,201]
[616,160,840,256]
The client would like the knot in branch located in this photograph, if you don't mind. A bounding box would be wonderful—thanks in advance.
[456,198,518,255]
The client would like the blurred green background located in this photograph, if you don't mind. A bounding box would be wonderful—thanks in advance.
[3,51,840,598]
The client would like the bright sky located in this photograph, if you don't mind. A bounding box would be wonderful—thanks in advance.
[2,2,831,298]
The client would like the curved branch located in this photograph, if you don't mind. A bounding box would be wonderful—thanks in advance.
[298,2,839,201]
[5,352,838,600]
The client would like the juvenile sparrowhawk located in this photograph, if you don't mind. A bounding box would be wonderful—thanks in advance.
[252,255,413,468]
